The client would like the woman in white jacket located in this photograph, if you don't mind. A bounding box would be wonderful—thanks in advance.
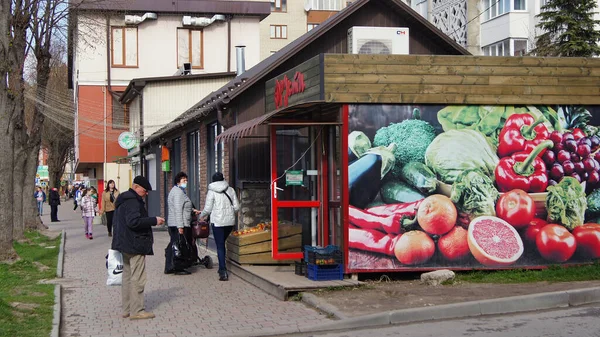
[200,172,240,281]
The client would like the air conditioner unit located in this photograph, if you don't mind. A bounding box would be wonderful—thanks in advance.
[347,26,409,55]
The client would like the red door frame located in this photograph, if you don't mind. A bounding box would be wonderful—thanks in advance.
[270,125,325,260]
[341,105,350,273]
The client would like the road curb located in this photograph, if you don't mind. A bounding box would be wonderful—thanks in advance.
[51,230,65,337]
[301,292,348,320]
[50,285,61,337]
[242,286,600,336]
[56,229,65,278]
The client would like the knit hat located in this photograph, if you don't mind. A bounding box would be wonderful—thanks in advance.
[212,172,224,182]
[133,176,152,191]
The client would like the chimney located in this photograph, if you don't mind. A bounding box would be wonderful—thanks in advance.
[235,45,246,76]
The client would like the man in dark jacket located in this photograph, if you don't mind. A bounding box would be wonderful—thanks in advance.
[111,176,165,320]
[48,188,61,222]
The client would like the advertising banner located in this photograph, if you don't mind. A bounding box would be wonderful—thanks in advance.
[347,104,600,271]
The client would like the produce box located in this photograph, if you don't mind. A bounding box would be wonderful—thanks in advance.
[226,224,302,265]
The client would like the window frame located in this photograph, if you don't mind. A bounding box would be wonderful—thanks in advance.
[111,26,139,68]
[484,0,527,21]
[112,95,129,130]
[176,28,204,70]
[271,0,287,12]
[270,25,288,39]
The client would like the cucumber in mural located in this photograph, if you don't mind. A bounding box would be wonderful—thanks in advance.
[347,104,600,270]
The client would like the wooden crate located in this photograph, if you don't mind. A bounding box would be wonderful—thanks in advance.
[227,225,302,265]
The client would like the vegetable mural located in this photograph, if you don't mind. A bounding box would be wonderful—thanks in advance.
[347,104,600,271]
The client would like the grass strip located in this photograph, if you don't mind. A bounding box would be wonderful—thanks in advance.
[0,230,60,337]
[456,262,600,283]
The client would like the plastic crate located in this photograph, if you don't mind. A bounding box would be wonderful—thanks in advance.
[306,250,343,265]
[306,264,344,281]
[294,261,306,276]
[303,245,342,264]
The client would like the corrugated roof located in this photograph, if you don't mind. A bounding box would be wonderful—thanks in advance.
[141,0,471,146]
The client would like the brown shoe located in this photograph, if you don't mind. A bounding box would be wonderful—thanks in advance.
[129,311,155,320]
[122,313,129,318]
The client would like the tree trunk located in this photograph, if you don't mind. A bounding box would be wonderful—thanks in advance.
[12,133,26,239]
[0,0,17,260]
[24,145,44,230]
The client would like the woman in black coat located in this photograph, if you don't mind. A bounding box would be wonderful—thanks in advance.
[49,188,61,222]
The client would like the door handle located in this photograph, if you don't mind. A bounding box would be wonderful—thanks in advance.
[272,181,283,199]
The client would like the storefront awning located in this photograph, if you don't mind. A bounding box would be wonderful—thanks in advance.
[215,110,280,143]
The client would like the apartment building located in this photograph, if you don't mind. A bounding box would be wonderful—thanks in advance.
[409,0,600,56]
[68,0,270,194]
[260,0,350,59]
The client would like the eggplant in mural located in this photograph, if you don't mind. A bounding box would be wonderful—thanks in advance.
[347,104,600,270]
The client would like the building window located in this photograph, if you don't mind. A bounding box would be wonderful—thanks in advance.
[482,39,510,56]
[484,0,527,21]
[270,25,288,39]
[271,0,287,12]
[513,39,528,56]
[307,0,340,11]
[112,97,129,130]
[207,122,224,185]
[307,23,319,31]
[111,27,138,67]
[177,28,203,69]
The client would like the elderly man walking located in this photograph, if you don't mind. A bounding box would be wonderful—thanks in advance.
[111,176,165,320]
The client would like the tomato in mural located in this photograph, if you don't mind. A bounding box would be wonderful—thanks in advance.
[347,104,600,270]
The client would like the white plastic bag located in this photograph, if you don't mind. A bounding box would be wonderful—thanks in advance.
[106,249,123,286]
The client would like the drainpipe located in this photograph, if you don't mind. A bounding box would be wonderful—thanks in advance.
[227,16,231,73]
[106,15,112,93]
[235,45,246,76]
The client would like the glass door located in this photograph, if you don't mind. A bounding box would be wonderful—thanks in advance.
[270,125,322,260]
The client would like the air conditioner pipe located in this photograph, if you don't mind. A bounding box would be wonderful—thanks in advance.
[183,14,226,27]
[235,45,246,76]
[125,13,158,25]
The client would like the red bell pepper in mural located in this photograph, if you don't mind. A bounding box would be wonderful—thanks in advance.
[365,199,423,217]
[349,206,406,234]
[348,228,399,256]
[495,140,554,193]
[497,114,550,158]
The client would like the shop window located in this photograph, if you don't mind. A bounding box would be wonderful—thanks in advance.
[271,0,286,12]
[112,97,129,130]
[177,28,203,69]
[270,25,287,39]
[111,27,138,67]
[307,23,319,31]
[307,0,340,11]
[207,122,225,185]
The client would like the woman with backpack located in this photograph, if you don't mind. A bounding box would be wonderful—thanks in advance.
[199,172,240,281]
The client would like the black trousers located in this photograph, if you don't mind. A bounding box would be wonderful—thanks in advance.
[73,200,78,210]
[50,205,58,221]
[164,227,197,273]
[106,211,115,234]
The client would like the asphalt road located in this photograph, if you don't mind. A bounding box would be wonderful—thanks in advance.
[289,304,600,337]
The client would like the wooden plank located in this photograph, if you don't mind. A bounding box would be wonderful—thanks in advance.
[265,64,322,96]
[325,93,600,105]
[323,63,599,77]
[266,83,322,112]
[324,83,600,96]
[325,74,491,85]
[227,225,302,247]
[323,54,600,68]
[227,233,301,255]
[228,249,299,265]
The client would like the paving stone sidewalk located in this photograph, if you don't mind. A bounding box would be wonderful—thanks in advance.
[46,204,329,337]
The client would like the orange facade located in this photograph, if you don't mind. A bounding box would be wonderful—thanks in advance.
[77,85,128,163]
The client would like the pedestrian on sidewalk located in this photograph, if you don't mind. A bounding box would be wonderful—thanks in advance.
[80,189,98,239]
[199,172,240,281]
[100,180,119,237]
[34,186,46,216]
[74,185,84,212]
[111,176,165,320]
[49,187,61,222]
[165,172,198,275]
